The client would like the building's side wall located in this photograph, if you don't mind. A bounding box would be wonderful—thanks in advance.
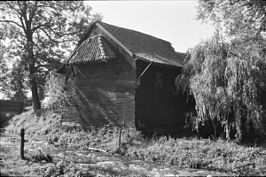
[0,100,24,114]
[63,58,135,129]
[62,25,136,129]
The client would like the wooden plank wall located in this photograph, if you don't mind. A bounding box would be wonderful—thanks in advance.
[0,100,24,114]
[63,58,135,129]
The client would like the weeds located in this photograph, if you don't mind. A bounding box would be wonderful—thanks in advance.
[52,126,265,175]
[29,149,53,163]
[3,109,266,176]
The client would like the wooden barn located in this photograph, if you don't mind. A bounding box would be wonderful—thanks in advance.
[57,21,188,133]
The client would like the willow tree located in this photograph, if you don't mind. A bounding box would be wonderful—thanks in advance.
[0,1,99,111]
[184,0,266,140]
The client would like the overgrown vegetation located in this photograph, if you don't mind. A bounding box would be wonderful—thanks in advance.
[55,128,266,176]
[4,109,62,138]
[0,140,120,177]
[42,72,65,111]
[3,108,266,176]
[179,0,266,141]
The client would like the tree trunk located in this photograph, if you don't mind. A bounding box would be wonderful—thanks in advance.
[29,62,41,112]
[211,118,217,139]
[21,2,41,112]
[30,78,41,111]
[27,34,41,111]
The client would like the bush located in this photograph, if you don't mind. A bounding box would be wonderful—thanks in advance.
[42,72,65,112]
[53,126,266,175]
[125,137,265,175]
[4,108,265,176]
[29,149,53,163]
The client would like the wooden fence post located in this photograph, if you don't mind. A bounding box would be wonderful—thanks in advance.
[60,140,67,175]
[20,128,25,160]
[118,128,122,148]
[118,121,125,148]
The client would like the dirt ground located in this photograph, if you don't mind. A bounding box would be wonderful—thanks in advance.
[0,135,232,177]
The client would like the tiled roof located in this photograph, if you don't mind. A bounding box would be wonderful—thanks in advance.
[98,22,184,67]
[68,35,115,64]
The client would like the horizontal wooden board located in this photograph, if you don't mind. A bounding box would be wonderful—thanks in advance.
[62,57,135,129]
[0,100,24,114]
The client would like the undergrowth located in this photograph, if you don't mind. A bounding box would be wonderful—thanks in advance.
[55,128,266,176]
[3,109,266,176]
[4,108,62,138]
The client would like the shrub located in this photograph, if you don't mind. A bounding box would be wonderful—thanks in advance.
[115,135,265,175]
[42,72,65,112]
[29,148,53,163]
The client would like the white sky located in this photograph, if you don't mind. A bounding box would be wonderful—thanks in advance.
[85,0,215,52]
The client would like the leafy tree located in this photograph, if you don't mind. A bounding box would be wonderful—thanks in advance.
[0,43,9,99]
[0,1,100,111]
[183,0,266,140]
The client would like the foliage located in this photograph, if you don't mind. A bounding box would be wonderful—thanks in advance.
[4,108,62,138]
[125,136,266,175]
[29,149,53,163]
[42,72,65,111]
[46,125,265,175]
[182,0,266,140]
[47,126,266,176]
[0,1,101,110]
[0,44,7,93]
[3,108,266,176]
[197,0,266,40]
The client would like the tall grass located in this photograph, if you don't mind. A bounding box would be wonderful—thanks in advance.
[4,109,266,175]
[54,127,266,176]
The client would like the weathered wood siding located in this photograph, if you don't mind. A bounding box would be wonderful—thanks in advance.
[135,60,186,134]
[61,24,189,132]
[63,57,135,129]
[0,100,24,114]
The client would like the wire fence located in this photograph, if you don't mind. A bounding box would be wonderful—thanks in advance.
[0,127,114,159]
[0,128,105,171]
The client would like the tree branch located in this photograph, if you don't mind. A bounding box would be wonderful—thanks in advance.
[48,25,80,38]
[35,29,41,43]
[29,1,38,24]
[229,0,242,6]
[38,27,58,43]
[3,1,21,16]
[0,20,22,28]
[19,16,27,34]
[31,22,50,33]
[35,63,50,69]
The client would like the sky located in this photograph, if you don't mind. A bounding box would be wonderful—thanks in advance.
[85,0,215,52]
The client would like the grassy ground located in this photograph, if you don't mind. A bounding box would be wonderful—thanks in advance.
[0,136,132,177]
[2,109,266,176]
[55,128,266,176]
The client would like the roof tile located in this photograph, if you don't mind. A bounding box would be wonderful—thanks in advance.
[68,35,115,64]
[99,22,184,67]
